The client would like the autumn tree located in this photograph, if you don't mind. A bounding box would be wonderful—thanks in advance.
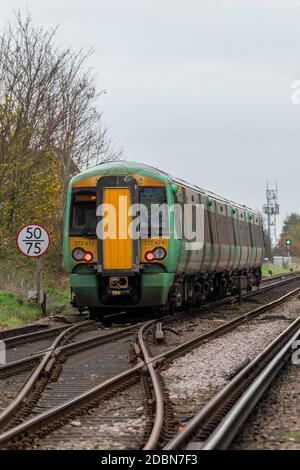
[0,12,120,249]
[277,213,300,257]
[282,213,300,235]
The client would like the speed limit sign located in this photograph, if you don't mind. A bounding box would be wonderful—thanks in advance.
[16,224,50,258]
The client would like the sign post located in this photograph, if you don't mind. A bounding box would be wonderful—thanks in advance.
[16,224,51,314]
[35,256,42,306]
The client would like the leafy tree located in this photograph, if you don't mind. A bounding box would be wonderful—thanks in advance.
[282,213,300,235]
[0,12,120,256]
[277,213,300,257]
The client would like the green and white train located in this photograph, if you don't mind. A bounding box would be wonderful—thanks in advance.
[63,161,265,316]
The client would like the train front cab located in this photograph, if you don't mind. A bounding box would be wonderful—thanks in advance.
[67,172,175,313]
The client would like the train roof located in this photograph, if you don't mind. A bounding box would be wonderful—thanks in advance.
[72,160,260,216]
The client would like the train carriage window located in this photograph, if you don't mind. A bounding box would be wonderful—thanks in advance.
[189,192,199,234]
[218,214,223,243]
[227,210,235,245]
[204,210,211,243]
[210,209,219,244]
[215,208,232,246]
[233,217,240,246]
[225,214,231,245]
[249,222,256,247]
[239,219,251,246]
[238,220,244,245]
[256,225,260,247]
[257,223,264,248]
[251,224,256,247]
[139,187,168,237]
[217,213,225,245]
[70,191,97,237]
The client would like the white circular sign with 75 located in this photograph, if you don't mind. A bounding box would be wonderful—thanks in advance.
[16,224,50,258]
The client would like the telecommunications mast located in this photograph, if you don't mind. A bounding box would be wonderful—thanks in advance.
[263,182,279,246]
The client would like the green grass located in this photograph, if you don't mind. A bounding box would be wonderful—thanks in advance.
[0,246,73,328]
[285,432,300,443]
[0,290,41,328]
[44,283,71,312]
[262,264,294,278]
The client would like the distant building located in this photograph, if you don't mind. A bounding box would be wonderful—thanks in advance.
[273,256,290,268]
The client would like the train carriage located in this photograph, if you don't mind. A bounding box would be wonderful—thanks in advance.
[63,161,265,316]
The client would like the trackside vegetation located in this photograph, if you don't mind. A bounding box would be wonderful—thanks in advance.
[0,12,119,327]
[0,247,71,328]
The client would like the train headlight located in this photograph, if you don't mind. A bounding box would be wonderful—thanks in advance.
[145,251,155,262]
[153,246,167,260]
[145,247,167,262]
[83,251,93,262]
[72,248,85,261]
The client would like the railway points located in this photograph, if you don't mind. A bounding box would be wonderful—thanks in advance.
[0,273,299,450]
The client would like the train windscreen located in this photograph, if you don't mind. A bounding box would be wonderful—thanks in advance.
[70,191,97,237]
[139,187,168,238]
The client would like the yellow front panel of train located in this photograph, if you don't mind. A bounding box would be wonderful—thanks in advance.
[103,188,132,270]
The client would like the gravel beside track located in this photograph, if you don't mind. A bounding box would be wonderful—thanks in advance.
[231,362,300,449]
[0,370,34,413]
[162,296,300,426]
[1,278,300,450]
[31,383,145,450]
[151,280,300,357]
[33,336,134,414]
[6,339,57,364]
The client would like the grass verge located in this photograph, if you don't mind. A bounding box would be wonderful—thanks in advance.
[0,290,41,328]
[0,246,72,328]
[262,264,294,278]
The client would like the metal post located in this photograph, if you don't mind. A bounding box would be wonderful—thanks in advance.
[36,257,41,305]
[35,257,46,315]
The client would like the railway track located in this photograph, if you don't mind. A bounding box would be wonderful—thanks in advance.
[0,324,49,341]
[135,285,300,449]
[1,273,298,375]
[0,320,146,440]
[163,316,300,450]
[0,272,299,449]
[261,271,298,284]
[0,270,297,340]
[2,272,297,378]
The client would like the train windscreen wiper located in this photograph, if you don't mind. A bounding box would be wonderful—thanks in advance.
[80,225,97,238]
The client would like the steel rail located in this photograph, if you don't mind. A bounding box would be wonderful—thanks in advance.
[0,363,143,449]
[0,321,149,446]
[148,286,300,366]
[182,273,300,316]
[163,317,300,450]
[1,277,300,449]
[136,321,165,450]
[0,320,93,430]
[203,325,300,450]
[0,322,141,379]
[234,273,300,302]
[141,286,300,450]
[261,271,300,283]
[3,325,70,349]
[0,275,300,378]
[0,324,49,341]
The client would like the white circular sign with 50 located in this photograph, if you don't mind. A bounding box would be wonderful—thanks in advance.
[16,224,50,258]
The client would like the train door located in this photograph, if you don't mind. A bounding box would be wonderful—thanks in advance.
[97,175,140,274]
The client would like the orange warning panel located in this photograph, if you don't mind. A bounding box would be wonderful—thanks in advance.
[103,188,132,270]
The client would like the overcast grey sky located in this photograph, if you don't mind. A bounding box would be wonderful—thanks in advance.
[1,1,299,235]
